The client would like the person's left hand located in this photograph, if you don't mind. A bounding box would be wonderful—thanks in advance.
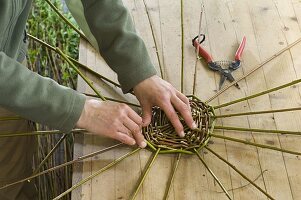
[133,75,196,137]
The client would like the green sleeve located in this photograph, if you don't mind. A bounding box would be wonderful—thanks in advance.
[66,0,157,93]
[0,52,86,132]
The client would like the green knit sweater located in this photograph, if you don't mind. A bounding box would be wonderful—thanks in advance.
[0,0,157,132]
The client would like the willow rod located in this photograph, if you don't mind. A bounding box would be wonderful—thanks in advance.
[0,117,23,122]
[130,148,160,200]
[33,134,68,174]
[206,36,301,103]
[53,148,141,200]
[193,6,204,95]
[28,34,121,88]
[163,153,181,200]
[214,107,301,118]
[0,129,84,138]
[214,78,301,109]
[44,0,88,41]
[211,133,301,156]
[56,48,106,101]
[205,147,275,200]
[194,149,232,200]
[84,93,140,107]
[0,143,123,190]
[214,126,301,136]
[180,0,185,93]
[142,0,164,79]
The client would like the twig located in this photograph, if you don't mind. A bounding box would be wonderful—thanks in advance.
[28,34,121,88]
[206,36,301,103]
[44,0,88,41]
[214,107,301,118]
[0,143,123,190]
[214,126,301,136]
[163,153,181,200]
[194,149,232,199]
[53,148,141,200]
[33,134,68,174]
[210,133,301,156]
[130,148,160,200]
[84,93,140,107]
[56,48,106,101]
[181,0,184,93]
[205,147,275,200]
[214,78,301,109]
[0,129,85,138]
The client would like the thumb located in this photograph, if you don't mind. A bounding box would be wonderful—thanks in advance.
[141,104,152,127]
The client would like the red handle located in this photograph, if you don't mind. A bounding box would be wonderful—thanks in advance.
[235,36,246,61]
[193,40,213,63]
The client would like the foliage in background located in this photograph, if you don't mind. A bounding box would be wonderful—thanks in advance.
[27,0,80,199]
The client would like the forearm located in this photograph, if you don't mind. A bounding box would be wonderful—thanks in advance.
[0,52,85,132]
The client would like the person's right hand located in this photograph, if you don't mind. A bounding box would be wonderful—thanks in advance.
[76,99,146,148]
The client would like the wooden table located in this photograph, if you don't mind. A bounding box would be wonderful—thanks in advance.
[72,0,301,199]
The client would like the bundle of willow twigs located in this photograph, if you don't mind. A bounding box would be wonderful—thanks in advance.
[143,96,215,153]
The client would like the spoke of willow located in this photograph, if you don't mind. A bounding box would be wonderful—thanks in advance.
[28,34,121,88]
[194,149,232,199]
[0,129,85,138]
[214,78,301,109]
[56,48,106,101]
[44,0,88,41]
[33,134,68,174]
[205,147,275,200]
[214,126,301,136]
[163,153,182,200]
[85,93,140,107]
[0,143,123,190]
[210,133,301,156]
[214,107,301,118]
[130,148,160,200]
[53,148,141,200]
[206,36,301,103]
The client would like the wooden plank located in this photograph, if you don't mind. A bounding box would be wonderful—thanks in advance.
[72,0,301,199]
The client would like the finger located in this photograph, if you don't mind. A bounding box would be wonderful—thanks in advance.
[171,96,196,129]
[114,132,136,146]
[161,102,184,137]
[141,103,152,127]
[118,124,135,139]
[127,108,143,126]
[123,117,146,148]
[176,91,190,106]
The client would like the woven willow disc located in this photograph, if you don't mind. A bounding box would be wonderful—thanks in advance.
[142,96,216,154]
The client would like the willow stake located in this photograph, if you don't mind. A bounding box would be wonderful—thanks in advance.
[0,129,84,138]
[164,153,181,200]
[194,149,232,200]
[214,126,301,136]
[130,148,160,200]
[214,78,301,109]
[214,107,301,118]
[45,0,88,41]
[0,143,123,190]
[210,133,301,156]
[180,0,184,93]
[205,147,275,200]
[53,148,141,200]
[56,48,106,101]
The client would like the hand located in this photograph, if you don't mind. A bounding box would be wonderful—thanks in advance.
[133,75,196,137]
[76,99,147,148]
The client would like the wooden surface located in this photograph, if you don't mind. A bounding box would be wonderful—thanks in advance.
[72,0,301,199]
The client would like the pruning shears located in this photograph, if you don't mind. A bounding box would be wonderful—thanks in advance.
[192,35,246,90]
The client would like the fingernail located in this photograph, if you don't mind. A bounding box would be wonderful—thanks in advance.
[192,122,197,129]
[179,131,185,138]
[140,141,147,148]
[131,140,136,145]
